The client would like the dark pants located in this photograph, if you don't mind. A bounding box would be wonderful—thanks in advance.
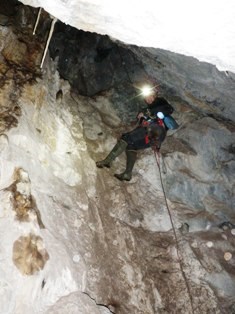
[121,126,166,150]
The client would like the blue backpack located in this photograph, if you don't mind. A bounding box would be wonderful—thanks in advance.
[163,115,179,130]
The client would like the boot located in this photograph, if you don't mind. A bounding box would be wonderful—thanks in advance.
[96,139,127,168]
[114,150,137,181]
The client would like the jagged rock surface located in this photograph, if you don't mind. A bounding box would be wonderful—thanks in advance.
[0,2,234,314]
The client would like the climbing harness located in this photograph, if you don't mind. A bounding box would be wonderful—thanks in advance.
[152,147,195,314]
[140,115,166,147]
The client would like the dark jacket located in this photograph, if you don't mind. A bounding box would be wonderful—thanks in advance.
[143,97,174,117]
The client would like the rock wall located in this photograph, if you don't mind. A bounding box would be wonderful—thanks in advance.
[0,3,235,314]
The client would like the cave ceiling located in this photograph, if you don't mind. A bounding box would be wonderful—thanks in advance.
[19,0,235,73]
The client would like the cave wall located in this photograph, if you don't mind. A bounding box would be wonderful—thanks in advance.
[0,2,235,314]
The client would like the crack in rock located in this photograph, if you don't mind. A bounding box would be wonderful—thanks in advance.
[83,292,116,314]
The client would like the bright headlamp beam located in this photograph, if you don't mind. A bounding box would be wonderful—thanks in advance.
[141,86,153,96]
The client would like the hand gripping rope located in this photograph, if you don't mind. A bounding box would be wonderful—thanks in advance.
[152,147,195,314]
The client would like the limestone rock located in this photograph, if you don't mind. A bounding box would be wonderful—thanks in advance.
[0,3,234,313]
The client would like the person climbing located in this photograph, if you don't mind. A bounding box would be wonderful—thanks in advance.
[96,88,175,181]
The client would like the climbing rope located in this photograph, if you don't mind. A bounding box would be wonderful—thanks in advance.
[32,7,58,68]
[153,148,195,314]
[40,17,57,68]
[33,7,42,35]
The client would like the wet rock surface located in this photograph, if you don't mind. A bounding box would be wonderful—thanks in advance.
[0,1,234,313]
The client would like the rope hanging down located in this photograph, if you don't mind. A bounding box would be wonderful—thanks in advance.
[153,148,195,314]
[33,7,42,35]
[32,8,57,68]
[40,17,57,68]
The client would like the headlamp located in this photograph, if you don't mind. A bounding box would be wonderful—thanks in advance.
[141,85,154,97]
